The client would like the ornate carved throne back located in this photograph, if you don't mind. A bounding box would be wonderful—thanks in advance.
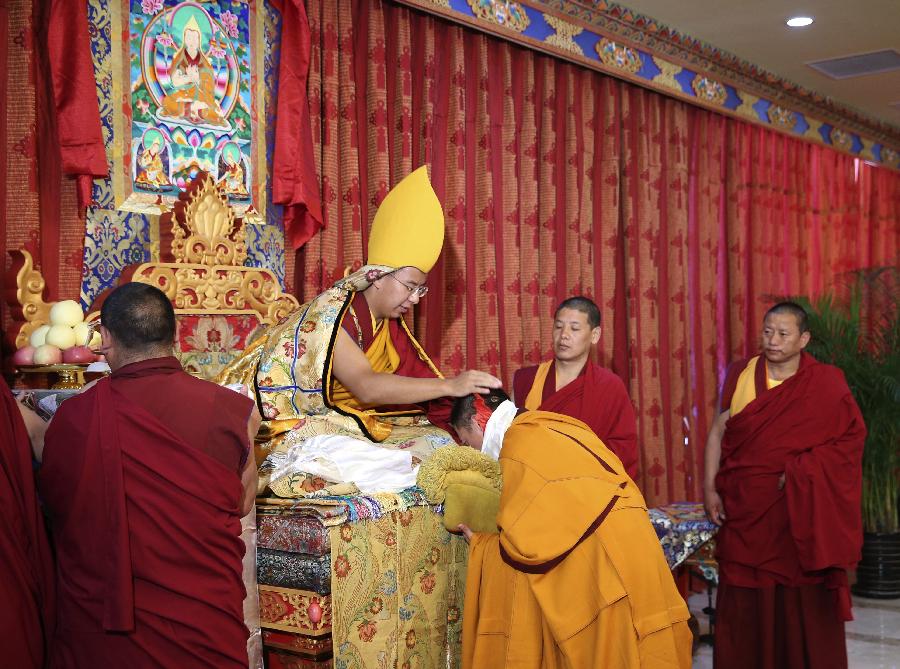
[119,172,298,379]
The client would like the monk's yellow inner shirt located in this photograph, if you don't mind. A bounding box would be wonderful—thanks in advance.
[330,319,400,409]
[730,356,785,417]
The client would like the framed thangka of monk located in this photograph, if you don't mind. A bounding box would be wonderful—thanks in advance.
[111,0,265,220]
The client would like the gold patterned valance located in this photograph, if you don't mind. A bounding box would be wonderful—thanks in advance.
[397,0,900,169]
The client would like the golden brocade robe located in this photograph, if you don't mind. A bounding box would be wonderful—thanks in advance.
[216,266,454,496]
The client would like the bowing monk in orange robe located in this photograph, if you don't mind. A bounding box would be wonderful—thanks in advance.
[39,283,259,667]
[513,297,639,478]
[1,381,54,669]
[704,302,865,669]
[451,392,691,669]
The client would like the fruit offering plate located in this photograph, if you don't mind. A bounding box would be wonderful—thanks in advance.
[17,363,91,372]
[17,364,92,390]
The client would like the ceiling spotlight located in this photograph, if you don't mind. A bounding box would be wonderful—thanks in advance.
[786,16,814,27]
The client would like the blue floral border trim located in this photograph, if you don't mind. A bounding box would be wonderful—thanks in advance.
[402,0,900,169]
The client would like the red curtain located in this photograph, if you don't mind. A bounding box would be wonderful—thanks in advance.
[301,0,899,504]
[2,0,104,348]
[858,161,900,269]
[270,0,323,250]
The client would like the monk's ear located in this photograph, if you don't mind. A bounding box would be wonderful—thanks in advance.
[99,325,117,356]
[590,326,601,345]
[799,330,811,349]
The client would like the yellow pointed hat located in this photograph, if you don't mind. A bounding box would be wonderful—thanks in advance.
[367,166,445,273]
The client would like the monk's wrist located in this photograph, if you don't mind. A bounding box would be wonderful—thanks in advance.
[443,376,459,397]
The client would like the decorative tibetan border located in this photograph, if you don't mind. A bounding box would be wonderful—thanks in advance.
[400,0,900,169]
[262,628,333,659]
[259,585,333,637]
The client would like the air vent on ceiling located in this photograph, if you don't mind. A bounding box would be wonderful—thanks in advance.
[807,50,900,79]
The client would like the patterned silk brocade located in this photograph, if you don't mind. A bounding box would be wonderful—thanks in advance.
[328,508,468,669]
[257,549,331,594]
[649,502,718,571]
[257,496,466,668]
[258,513,332,556]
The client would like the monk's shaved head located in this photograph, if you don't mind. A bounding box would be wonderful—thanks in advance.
[765,302,809,334]
[555,296,600,329]
[101,283,176,352]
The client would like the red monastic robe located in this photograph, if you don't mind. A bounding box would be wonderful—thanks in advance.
[0,381,55,669]
[340,292,455,434]
[40,358,253,667]
[513,361,639,478]
[714,352,866,669]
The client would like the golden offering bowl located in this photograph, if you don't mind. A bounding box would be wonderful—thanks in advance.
[17,364,91,389]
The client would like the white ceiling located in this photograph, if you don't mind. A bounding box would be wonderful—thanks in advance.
[615,0,900,131]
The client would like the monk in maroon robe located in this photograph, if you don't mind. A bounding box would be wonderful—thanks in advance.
[704,302,865,669]
[39,283,259,668]
[1,381,55,669]
[336,290,456,431]
[512,297,639,479]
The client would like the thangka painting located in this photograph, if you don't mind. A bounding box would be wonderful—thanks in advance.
[111,0,265,221]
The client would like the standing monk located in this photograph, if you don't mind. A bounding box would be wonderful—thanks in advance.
[512,296,639,479]
[40,283,260,667]
[0,381,54,669]
[704,302,866,669]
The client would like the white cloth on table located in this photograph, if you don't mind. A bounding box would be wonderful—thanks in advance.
[267,434,419,494]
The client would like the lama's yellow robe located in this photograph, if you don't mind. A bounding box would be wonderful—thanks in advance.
[462,411,692,669]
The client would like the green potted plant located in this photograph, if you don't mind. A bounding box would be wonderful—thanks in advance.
[789,267,900,599]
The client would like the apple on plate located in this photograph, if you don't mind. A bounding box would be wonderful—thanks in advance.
[33,344,63,366]
[29,325,51,348]
[62,345,95,364]
[12,345,36,366]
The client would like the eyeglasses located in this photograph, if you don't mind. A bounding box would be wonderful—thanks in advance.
[387,273,428,298]
[83,319,103,353]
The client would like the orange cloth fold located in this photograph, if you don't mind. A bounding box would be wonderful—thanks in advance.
[462,411,691,669]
